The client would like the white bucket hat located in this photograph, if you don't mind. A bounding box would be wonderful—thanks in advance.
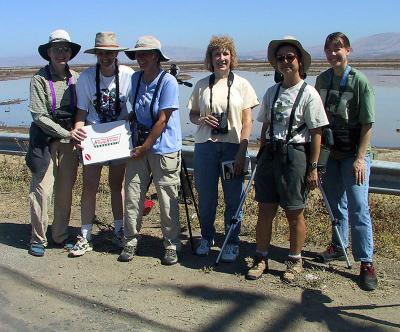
[84,31,128,54]
[38,29,81,61]
[125,35,170,62]
[268,36,311,73]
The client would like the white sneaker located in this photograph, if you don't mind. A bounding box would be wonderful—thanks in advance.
[221,244,239,262]
[196,238,214,256]
[68,235,93,257]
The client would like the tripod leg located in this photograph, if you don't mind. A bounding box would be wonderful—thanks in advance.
[180,168,194,253]
[181,157,200,221]
[318,174,352,269]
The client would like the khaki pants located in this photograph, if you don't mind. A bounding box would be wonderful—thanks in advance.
[124,151,181,250]
[29,140,78,245]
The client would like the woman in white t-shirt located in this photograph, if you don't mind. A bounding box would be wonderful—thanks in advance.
[188,35,259,262]
[70,32,134,257]
[246,37,328,282]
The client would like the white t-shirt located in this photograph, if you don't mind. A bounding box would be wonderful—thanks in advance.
[257,80,329,143]
[76,64,134,124]
[187,73,259,144]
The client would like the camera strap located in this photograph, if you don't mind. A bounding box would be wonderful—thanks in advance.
[45,65,75,114]
[209,71,234,118]
[269,81,307,143]
[324,65,351,117]
[131,70,167,127]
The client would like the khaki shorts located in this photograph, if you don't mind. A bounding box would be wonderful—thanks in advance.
[255,147,308,210]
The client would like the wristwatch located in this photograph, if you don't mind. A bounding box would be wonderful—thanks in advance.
[309,161,318,169]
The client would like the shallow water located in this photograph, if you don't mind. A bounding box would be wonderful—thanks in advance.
[0,70,399,147]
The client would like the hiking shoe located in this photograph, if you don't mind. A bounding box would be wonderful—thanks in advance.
[360,262,378,291]
[118,244,137,262]
[68,236,93,257]
[315,243,346,263]
[246,255,268,280]
[195,238,214,256]
[111,228,124,248]
[221,244,239,263]
[282,257,303,283]
[162,249,178,265]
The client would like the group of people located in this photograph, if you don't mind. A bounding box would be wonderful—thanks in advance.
[26,29,377,291]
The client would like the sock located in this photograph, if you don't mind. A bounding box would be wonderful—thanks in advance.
[288,253,302,260]
[81,224,93,241]
[256,250,268,257]
[114,219,123,234]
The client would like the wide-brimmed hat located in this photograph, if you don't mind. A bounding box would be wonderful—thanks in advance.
[268,36,311,73]
[84,31,128,54]
[125,35,170,62]
[38,29,81,61]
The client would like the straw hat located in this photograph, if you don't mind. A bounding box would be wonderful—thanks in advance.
[125,35,170,62]
[38,30,81,61]
[84,31,128,54]
[268,36,311,72]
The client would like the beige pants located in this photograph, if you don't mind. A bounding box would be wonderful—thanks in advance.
[124,151,181,250]
[29,140,78,245]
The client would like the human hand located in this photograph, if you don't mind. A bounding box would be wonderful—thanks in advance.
[306,168,318,190]
[233,150,246,175]
[132,145,147,159]
[200,114,219,128]
[353,157,366,185]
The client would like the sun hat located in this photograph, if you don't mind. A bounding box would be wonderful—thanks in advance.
[84,31,128,54]
[125,35,170,62]
[38,30,81,61]
[268,36,311,72]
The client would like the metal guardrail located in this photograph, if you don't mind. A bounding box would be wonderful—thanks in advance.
[1,133,400,195]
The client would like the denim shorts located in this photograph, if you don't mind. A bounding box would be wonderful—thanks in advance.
[255,147,308,210]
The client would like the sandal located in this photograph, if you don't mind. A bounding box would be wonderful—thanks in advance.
[29,243,45,257]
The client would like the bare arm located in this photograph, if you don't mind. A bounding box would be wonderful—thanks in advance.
[306,127,322,190]
[353,123,373,185]
[234,108,253,175]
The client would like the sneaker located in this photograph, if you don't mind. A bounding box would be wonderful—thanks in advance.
[68,236,93,257]
[195,238,214,256]
[118,244,138,262]
[221,244,239,263]
[111,228,124,248]
[282,257,303,283]
[315,243,346,263]
[246,255,268,280]
[162,249,178,265]
[360,262,378,291]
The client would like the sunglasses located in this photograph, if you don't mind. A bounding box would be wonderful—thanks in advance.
[50,46,71,54]
[276,54,297,63]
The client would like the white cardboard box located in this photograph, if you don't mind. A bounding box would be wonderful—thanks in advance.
[80,120,132,165]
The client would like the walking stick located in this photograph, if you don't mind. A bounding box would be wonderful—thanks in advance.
[215,164,258,265]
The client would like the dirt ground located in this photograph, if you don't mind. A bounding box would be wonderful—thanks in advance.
[1,178,400,331]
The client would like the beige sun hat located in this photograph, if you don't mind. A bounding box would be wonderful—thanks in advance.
[125,35,170,62]
[268,36,311,72]
[38,29,81,61]
[84,31,128,54]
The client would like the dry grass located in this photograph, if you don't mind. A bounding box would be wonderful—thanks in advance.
[0,154,399,258]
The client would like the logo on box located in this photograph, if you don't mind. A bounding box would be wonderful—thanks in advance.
[91,134,121,148]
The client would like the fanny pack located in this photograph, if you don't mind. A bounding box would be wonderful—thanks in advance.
[332,127,360,153]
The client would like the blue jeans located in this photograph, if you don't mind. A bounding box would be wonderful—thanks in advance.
[322,155,374,262]
[194,141,245,245]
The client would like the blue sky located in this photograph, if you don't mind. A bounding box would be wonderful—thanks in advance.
[2,0,399,57]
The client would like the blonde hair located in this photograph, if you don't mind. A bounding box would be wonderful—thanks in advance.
[204,35,238,72]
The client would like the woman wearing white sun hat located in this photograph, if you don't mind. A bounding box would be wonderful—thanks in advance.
[70,31,134,257]
[27,29,81,257]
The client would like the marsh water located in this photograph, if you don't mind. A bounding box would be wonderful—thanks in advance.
[0,70,399,147]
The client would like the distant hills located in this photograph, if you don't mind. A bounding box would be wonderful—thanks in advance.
[1,32,400,67]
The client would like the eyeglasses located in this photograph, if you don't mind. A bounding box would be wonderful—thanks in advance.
[50,46,71,54]
[276,54,297,63]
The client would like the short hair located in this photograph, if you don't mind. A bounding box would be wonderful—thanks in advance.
[204,35,238,72]
[324,32,351,50]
